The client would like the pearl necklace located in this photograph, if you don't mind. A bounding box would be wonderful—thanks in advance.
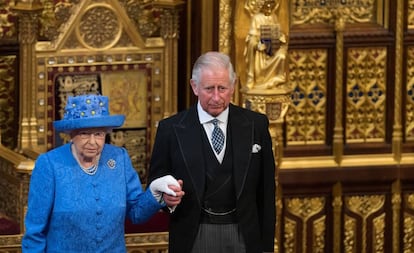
[71,145,100,176]
[81,163,98,175]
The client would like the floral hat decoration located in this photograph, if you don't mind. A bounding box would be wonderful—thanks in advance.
[53,94,125,132]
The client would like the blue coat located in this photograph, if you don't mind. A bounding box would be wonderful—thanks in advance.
[22,143,161,253]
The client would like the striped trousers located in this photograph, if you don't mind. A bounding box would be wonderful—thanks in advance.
[190,223,246,253]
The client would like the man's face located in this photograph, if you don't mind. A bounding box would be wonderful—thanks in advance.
[191,68,235,117]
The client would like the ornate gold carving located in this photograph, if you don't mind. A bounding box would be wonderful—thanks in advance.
[403,193,414,253]
[407,193,414,210]
[0,145,34,233]
[0,2,17,38]
[346,47,387,143]
[373,213,385,253]
[0,234,23,250]
[291,0,383,26]
[403,211,414,253]
[405,46,414,141]
[125,232,168,252]
[345,195,385,253]
[243,92,290,163]
[244,93,289,117]
[0,55,16,149]
[286,49,327,145]
[77,4,122,49]
[408,0,414,29]
[160,8,180,39]
[15,10,41,44]
[285,197,325,252]
[346,195,384,217]
[344,215,357,253]
[287,197,325,219]
[313,216,326,252]
[283,217,296,252]
[110,129,147,179]
[219,0,232,55]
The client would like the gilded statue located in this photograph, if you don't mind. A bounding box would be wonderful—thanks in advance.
[244,0,287,91]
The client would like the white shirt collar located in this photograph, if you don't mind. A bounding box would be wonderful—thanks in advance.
[197,101,229,124]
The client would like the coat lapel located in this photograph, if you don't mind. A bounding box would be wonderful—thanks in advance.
[229,105,253,199]
[173,107,206,203]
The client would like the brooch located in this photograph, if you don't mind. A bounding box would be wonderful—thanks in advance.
[107,159,116,169]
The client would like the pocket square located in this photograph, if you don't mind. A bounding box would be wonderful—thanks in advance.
[252,144,261,153]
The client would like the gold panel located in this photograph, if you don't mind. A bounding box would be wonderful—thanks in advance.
[283,217,297,252]
[344,195,385,253]
[313,216,326,253]
[286,49,327,145]
[344,215,357,253]
[403,193,414,252]
[373,213,385,253]
[405,46,414,141]
[284,197,326,252]
[403,212,414,253]
[346,47,387,143]
[408,0,414,30]
[101,71,148,128]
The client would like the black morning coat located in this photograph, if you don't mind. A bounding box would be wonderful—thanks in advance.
[148,103,276,253]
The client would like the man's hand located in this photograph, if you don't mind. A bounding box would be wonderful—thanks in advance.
[149,175,180,202]
[163,179,184,208]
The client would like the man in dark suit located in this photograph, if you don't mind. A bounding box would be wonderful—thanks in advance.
[147,51,276,253]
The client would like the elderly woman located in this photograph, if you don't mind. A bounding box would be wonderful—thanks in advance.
[22,94,184,253]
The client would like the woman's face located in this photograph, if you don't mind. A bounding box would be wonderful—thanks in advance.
[70,128,107,160]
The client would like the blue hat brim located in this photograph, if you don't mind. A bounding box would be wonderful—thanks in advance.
[53,115,125,132]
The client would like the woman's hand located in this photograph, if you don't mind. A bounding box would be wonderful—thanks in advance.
[163,180,185,207]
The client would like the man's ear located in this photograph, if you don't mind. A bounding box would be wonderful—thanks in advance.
[190,80,199,96]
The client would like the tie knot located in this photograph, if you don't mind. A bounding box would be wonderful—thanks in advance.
[211,119,219,126]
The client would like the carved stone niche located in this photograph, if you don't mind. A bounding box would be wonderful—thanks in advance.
[19,0,183,182]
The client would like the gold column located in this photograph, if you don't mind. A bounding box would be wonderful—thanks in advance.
[12,1,43,151]
[200,0,214,53]
[392,180,401,253]
[332,183,343,253]
[333,11,345,165]
[392,0,403,162]
[157,0,185,118]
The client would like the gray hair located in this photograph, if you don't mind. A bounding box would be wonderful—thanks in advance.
[191,51,236,86]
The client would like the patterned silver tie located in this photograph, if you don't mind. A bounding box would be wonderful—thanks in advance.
[211,119,225,154]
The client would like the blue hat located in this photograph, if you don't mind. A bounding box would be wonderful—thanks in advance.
[53,94,125,132]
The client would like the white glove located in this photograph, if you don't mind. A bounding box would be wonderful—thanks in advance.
[149,175,179,202]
